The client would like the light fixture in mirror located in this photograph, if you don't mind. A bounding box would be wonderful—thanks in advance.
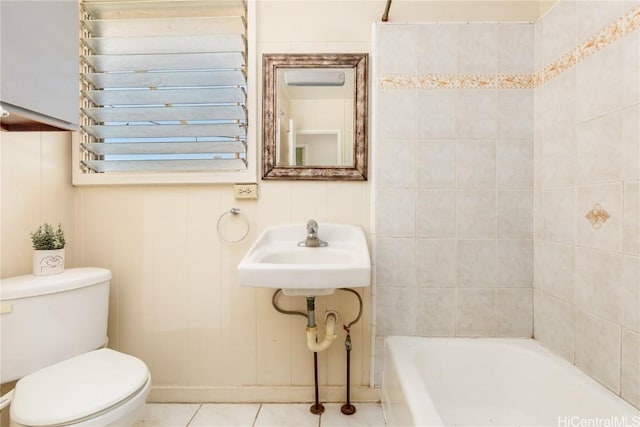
[262,54,368,180]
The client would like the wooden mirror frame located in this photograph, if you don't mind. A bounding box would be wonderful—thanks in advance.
[262,53,368,181]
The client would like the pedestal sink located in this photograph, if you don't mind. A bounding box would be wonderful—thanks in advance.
[237,222,371,297]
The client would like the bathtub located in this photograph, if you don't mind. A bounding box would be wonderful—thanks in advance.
[382,336,639,426]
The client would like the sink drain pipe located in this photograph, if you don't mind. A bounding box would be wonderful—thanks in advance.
[270,290,338,351]
[271,290,337,415]
[271,289,362,416]
[307,297,324,415]
[337,288,363,416]
[306,297,338,414]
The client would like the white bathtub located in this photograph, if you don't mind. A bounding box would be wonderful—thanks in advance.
[382,336,639,426]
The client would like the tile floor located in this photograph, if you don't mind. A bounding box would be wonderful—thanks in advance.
[133,402,386,427]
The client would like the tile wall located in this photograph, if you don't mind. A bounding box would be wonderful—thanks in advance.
[372,22,536,384]
[533,0,640,408]
[372,0,640,408]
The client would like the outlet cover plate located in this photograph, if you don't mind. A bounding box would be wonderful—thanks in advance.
[234,183,258,199]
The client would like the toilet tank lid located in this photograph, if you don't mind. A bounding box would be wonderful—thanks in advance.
[0,267,112,300]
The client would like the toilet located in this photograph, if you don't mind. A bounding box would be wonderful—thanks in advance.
[0,267,151,426]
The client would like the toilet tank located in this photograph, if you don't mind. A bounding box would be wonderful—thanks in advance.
[0,267,112,383]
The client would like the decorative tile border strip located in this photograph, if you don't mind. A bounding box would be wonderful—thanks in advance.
[585,203,610,230]
[378,74,535,90]
[540,3,640,84]
[377,4,640,90]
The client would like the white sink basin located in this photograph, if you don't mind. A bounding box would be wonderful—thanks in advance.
[237,223,371,297]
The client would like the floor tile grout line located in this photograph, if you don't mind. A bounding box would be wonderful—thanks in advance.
[139,402,386,427]
[251,402,263,427]
[135,402,386,427]
[185,403,203,427]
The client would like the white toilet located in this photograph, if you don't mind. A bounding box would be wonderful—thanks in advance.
[0,267,151,426]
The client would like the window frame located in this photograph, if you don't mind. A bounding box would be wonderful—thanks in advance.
[72,0,257,186]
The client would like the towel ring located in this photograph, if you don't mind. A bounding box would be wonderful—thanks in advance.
[217,208,250,243]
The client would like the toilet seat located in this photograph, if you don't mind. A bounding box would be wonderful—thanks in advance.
[10,348,150,427]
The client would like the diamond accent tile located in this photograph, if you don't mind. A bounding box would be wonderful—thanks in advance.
[585,203,610,230]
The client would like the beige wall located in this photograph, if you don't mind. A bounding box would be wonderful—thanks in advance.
[1,0,543,402]
[0,132,77,278]
[73,183,372,402]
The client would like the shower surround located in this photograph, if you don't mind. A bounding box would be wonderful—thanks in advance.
[534,1,639,408]
[373,0,640,409]
[373,20,535,373]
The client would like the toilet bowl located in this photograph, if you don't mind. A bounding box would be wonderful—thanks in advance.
[0,268,151,427]
[10,349,151,427]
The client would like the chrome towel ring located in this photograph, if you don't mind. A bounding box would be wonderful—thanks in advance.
[216,208,250,243]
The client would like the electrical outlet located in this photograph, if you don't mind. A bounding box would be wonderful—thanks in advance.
[234,183,258,199]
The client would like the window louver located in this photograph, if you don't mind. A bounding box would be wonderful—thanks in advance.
[79,0,249,175]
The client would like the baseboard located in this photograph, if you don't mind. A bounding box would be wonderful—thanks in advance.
[148,385,381,404]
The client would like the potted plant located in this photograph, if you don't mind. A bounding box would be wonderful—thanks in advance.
[30,223,65,275]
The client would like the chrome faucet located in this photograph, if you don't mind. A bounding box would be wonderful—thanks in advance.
[298,219,328,247]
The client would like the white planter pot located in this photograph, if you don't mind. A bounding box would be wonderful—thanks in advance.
[33,249,65,276]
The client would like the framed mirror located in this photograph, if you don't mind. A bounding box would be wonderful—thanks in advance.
[262,53,368,180]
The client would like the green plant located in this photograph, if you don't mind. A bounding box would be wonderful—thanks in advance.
[30,223,66,250]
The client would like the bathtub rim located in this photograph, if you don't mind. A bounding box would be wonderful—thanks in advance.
[383,336,640,427]
[383,336,445,426]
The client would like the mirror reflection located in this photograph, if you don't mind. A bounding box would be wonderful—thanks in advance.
[262,53,368,181]
[275,68,355,167]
